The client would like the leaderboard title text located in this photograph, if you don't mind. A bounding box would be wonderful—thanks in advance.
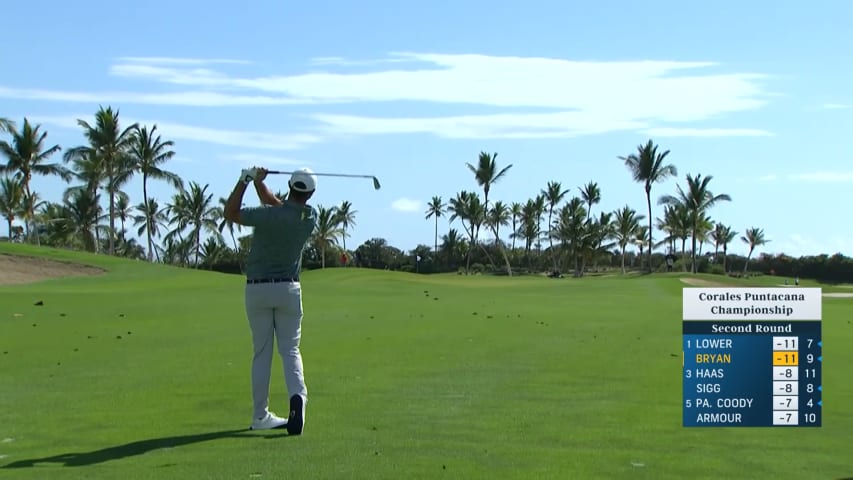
[683,288,821,320]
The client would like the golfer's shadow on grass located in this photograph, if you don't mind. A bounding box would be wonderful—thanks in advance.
[2,428,289,468]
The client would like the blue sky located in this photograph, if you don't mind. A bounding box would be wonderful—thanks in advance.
[2,0,851,257]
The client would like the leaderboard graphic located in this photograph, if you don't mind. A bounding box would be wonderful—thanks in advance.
[682,287,822,427]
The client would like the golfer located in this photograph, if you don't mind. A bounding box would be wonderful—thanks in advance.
[224,166,318,434]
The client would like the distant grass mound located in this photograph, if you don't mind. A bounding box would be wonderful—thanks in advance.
[1,244,851,479]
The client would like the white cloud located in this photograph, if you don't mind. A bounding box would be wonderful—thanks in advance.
[29,114,321,151]
[758,174,778,182]
[0,86,311,107]
[312,112,647,139]
[391,198,421,212]
[110,52,768,115]
[109,64,235,87]
[308,56,412,67]
[155,122,320,151]
[11,52,773,140]
[643,127,773,137]
[25,114,81,129]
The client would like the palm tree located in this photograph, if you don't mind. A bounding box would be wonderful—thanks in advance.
[634,226,649,268]
[335,200,357,253]
[134,198,169,262]
[37,202,77,248]
[64,150,106,252]
[114,233,146,260]
[466,151,512,245]
[20,191,47,242]
[580,181,601,221]
[129,124,182,261]
[587,211,614,272]
[166,182,221,266]
[65,149,104,196]
[612,205,645,274]
[0,119,71,244]
[619,139,677,273]
[448,191,496,272]
[0,118,14,133]
[509,202,522,250]
[424,196,445,255]
[62,188,102,252]
[711,223,726,263]
[656,204,681,255]
[741,227,768,274]
[216,196,241,251]
[542,181,569,269]
[65,106,139,255]
[115,193,132,234]
[487,201,511,245]
[553,197,588,276]
[199,237,230,268]
[439,228,465,269]
[694,212,714,257]
[717,224,738,273]
[0,176,23,238]
[658,204,691,271]
[489,200,513,276]
[533,194,546,255]
[659,173,731,273]
[467,152,512,214]
[313,205,343,268]
[160,234,194,266]
[447,191,477,272]
[519,199,540,264]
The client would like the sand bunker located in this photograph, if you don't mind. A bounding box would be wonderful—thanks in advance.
[679,277,726,287]
[0,253,104,285]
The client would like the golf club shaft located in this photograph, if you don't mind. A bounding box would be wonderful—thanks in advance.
[267,171,372,179]
[266,170,381,190]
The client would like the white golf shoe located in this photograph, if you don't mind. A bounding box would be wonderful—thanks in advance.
[250,411,288,430]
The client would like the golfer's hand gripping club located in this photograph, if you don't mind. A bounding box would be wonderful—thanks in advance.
[240,168,258,185]
[241,167,269,184]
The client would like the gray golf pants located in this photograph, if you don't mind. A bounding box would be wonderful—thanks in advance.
[245,281,307,419]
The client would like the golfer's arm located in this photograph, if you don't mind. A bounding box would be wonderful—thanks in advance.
[253,179,283,206]
[224,180,248,224]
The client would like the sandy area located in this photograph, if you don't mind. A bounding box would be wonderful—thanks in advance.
[679,277,853,297]
[0,253,104,285]
[679,277,726,287]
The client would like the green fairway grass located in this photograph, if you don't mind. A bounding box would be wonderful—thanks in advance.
[1,244,851,479]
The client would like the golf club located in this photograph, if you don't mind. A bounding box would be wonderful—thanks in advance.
[267,170,381,190]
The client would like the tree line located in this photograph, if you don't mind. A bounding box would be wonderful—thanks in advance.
[2,109,851,283]
[0,109,353,268]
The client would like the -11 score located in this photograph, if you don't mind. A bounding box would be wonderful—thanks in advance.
[773,338,818,349]
[684,338,817,348]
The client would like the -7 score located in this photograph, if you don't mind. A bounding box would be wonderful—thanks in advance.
[775,412,819,424]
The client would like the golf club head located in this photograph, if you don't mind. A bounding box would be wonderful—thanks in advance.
[372,177,381,190]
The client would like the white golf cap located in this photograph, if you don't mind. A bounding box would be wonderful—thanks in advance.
[289,167,317,192]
